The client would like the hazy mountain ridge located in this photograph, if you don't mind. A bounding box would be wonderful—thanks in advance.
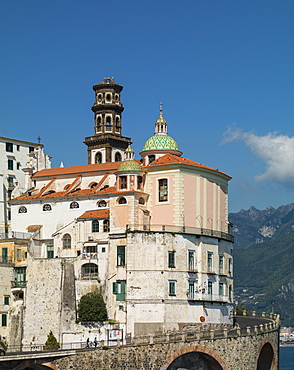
[230,203,294,249]
[229,204,294,326]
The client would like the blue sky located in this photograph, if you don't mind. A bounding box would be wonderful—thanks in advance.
[1,1,294,213]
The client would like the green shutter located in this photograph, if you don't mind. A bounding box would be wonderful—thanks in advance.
[116,281,126,301]
[113,282,117,294]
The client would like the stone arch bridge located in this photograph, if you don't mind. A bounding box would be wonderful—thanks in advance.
[0,315,279,370]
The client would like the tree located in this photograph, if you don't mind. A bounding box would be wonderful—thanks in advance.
[43,331,60,350]
[77,292,108,322]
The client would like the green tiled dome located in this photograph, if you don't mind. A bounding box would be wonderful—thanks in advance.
[142,134,179,152]
[117,160,142,172]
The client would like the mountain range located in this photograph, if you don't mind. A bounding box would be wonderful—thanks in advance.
[229,204,294,326]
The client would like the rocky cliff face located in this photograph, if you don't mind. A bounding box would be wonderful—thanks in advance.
[230,203,294,248]
[229,203,294,326]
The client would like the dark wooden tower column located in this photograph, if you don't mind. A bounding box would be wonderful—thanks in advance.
[84,78,131,164]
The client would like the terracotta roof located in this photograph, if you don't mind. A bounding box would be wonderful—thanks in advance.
[146,153,231,178]
[32,162,122,178]
[27,225,42,232]
[78,209,110,219]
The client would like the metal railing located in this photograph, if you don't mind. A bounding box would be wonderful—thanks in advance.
[0,231,31,240]
[3,312,279,355]
[126,224,234,242]
[82,253,98,259]
[11,281,27,288]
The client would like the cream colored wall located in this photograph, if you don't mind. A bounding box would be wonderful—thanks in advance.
[124,232,233,336]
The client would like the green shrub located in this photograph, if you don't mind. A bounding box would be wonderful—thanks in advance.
[43,331,60,350]
[77,292,108,322]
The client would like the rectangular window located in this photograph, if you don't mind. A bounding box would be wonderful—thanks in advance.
[15,267,26,282]
[188,281,194,300]
[16,248,22,261]
[229,285,232,301]
[168,280,176,296]
[117,246,125,266]
[17,162,20,170]
[2,314,7,326]
[120,176,127,189]
[102,247,106,253]
[219,282,224,296]
[219,255,224,274]
[6,142,13,152]
[137,176,143,190]
[47,245,54,258]
[2,248,8,263]
[8,159,13,170]
[188,250,195,271]
[207,252,213,272]
[168,251,175,268]
[29,146,34,153]
[158,179,168,202]
[8,176,14,188]
[228,259,232,275]
[17,145,20,151]
[208,281,213,295]
[113,281,126,301]
[4,296,9,305]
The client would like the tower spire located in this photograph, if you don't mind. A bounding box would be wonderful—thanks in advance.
[155,102,167,135]
[84,78,131,164]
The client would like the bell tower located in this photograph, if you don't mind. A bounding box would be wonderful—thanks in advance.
[84,78,131,164]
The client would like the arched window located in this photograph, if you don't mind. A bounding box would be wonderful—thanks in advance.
[43,204,52,211]
[103,219,110,232]
[115,152,122,162]
[138,197,145,205]
[97,200,107,208]
[106,116,111,130]
[92,220,99,232]
[95,152,102,164]
[64,184,71,190]
[89,182,98,189]
[70,201,79,209]
[18,206,27,213]
[118,197,127,205]
[81,263,98,279]
[63,234,71,249]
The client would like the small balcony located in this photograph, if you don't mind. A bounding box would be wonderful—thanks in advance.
[80,272,98,280]
[82,252,98,260]
[11,281,27,289]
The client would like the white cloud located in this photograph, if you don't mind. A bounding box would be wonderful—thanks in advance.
[222,123,294,184]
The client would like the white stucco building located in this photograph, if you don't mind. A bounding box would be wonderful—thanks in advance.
[0,136,51,234]
[1,78,234,349]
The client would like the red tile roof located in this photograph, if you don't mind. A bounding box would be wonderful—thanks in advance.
[146,153,231,178]
[27,225,42,231]
[78,209,110,219]
[32,162,122,178]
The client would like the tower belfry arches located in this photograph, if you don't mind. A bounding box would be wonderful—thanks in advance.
[84,78,131,164]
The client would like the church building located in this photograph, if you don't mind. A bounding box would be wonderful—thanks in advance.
[3,78,234,348]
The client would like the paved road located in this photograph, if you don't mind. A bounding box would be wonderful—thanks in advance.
[234,315,272,328]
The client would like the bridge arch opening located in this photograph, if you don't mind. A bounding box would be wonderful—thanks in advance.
[13,362,60,370]
[162,345,227,370]
[167,352,223,370]
[257,342,274,370]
